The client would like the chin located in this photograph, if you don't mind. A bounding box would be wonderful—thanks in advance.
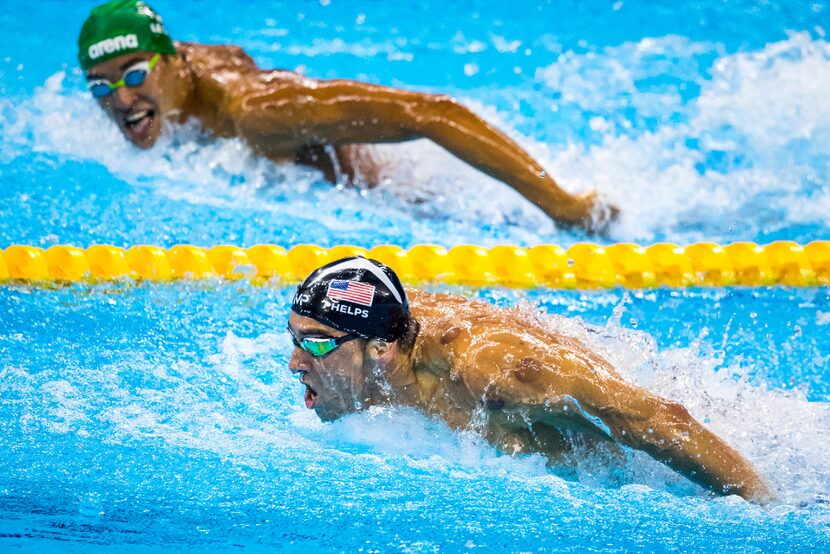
[315,411,339,423]
[315,407,343,422]
[134,137,159,149]
[126,128,160,149]
[315,404,353,422]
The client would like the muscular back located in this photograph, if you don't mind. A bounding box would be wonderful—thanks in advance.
[408,287,617,393]
[407,288,619,436]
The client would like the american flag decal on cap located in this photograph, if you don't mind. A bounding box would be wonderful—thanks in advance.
[326,279,375,307]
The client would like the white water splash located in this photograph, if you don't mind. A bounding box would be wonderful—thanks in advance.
[539,33,830,241]
[527,302,830,507]
[539,35,719,115]
[2,290,828,512]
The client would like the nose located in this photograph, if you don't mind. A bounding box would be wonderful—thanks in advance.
[289,347,312,376]
[112,85,138,110]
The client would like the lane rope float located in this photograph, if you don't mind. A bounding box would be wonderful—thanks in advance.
[1,241,829,288]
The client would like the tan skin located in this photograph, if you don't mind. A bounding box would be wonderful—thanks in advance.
[288,288,772,503]
[86,43,617,231]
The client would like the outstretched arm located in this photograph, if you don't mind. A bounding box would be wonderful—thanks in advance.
[235,77,615,230]
[580,382,772,501]
[459,335,771,502]
[541,374,772,501]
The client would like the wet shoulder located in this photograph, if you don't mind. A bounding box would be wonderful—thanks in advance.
[178,41,310,85]
[407,287,617,386]
[407,288,473,319]
[408,288,474,372]
[408,287,544,336]
[178,41,315,111]
[176,41,260,74]
[407,288,552,366]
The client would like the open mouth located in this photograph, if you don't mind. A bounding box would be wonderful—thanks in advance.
[122,109,155,141]
[304,384,318,409]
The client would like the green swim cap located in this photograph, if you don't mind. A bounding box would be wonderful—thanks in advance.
[78,0,176,70]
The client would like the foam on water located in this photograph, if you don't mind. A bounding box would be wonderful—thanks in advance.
[538,35,720,117]
[8,287,828,505]
[543,33,830,241]
[0,72,559,247]
[535,305,830,507]
[241,301,830,517]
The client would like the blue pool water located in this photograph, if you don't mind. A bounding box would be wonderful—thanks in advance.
[1,0,830,551]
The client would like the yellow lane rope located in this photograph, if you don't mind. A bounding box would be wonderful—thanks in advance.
[1,241,829,288]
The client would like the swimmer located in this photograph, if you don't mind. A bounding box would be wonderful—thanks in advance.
[78,0,617,231]
[288,256,772,502]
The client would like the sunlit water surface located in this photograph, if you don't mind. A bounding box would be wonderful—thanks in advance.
[1,0,829,551]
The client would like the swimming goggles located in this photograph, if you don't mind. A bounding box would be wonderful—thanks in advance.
[86,54,160,99]
[287,326,359,358]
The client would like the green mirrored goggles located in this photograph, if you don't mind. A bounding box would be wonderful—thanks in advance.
[287,326,359,358]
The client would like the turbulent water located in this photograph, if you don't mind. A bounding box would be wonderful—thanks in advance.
[1,0,829,551]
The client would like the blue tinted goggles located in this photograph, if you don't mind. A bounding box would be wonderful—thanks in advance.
[86,54,160,99]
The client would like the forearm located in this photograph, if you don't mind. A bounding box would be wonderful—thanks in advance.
[618,399,770,501]
[412,96,593,224]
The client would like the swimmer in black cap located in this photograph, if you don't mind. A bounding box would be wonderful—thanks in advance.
[288,257,772,502]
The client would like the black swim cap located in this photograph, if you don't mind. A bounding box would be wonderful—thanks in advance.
[291,257,410,342]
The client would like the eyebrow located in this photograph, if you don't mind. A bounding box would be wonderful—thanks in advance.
[119,57,147,71]
[288,324,339,338]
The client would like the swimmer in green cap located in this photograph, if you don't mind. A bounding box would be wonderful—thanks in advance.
[288,256,773,503]
[78,0,616,232]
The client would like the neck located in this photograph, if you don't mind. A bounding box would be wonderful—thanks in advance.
[160,54,195,122]
[366,349,421,408]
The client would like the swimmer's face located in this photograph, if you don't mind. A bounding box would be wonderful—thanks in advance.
[86,51,170,148]
[287,313,371,422]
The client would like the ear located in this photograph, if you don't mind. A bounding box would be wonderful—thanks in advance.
[365,339,392,362]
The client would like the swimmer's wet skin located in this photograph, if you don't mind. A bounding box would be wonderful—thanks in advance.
[78,0,616,232]
[288,256,773,503]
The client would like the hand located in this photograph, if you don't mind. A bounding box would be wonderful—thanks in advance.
[739,476,776,505]
[553,191,619,235]
[583,191,620,235]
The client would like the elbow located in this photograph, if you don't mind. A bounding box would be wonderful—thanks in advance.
[430,93,458,105]
[409,93,464,137]
[629,400,694,453]
[426,93,464,115]
[659,400,692,423]
[414,92,462,116]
